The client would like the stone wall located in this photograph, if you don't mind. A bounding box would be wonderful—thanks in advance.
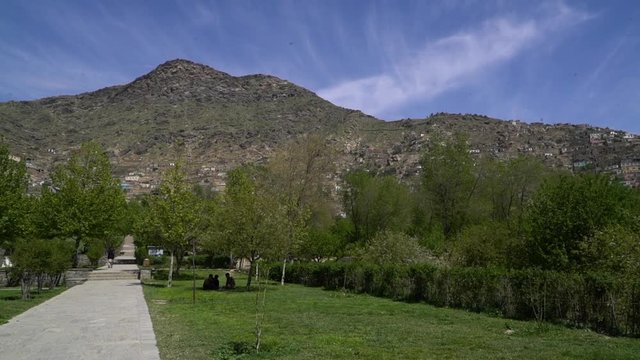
[0,269,7,287]
[64,268,91,287]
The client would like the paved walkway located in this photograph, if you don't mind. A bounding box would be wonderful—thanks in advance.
[0,239,160,359]
[0,278,159,360]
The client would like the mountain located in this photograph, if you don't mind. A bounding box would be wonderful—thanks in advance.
[1,59,639,194]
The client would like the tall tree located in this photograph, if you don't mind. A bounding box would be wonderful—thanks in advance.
[38,142,126,266]
[484,156,548,222]
[147,163,203,287]
[343,171,412,243]
[265,135,334,284]
[420,133,479,238]
[219,168,286,290]
[0,142,29,254]
[523,174,640,270]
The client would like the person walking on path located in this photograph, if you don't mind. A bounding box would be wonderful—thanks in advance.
[107,248,115,268]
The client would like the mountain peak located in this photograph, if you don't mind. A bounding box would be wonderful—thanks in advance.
[152,58,230,78]
[108,59,237,103]
[106,59,317,104]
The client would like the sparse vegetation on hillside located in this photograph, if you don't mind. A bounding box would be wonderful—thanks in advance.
[0,59,638,196]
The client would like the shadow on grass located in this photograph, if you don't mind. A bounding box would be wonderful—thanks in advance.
[142,282,167,288]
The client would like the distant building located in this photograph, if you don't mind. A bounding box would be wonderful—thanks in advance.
[147,246,164,256]
[621,159,640,173]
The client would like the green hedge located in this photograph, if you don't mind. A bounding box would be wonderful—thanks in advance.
[271,262,640,336]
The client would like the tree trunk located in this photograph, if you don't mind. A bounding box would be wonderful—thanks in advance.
[246,260,254,290]
[20,272,32,300]
[52,273,62,288]
[280,258,287,285]
[175,249,184,276]
[37,274,44,292]
[168,252,174,288]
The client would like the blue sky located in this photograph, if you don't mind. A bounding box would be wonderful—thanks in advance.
[1,0,639,133]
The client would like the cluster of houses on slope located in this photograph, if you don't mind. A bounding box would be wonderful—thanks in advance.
[119,163,230,197]
[590,131,638,145]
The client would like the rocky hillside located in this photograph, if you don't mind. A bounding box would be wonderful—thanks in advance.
[1,59,639,195]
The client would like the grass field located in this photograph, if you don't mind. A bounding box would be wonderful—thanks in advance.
[143,270,640,360]
[0,287,67,325]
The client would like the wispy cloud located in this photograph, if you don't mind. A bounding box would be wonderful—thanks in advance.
[318,3,591,117]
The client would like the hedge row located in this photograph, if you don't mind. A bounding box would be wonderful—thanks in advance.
[270,262,640,336]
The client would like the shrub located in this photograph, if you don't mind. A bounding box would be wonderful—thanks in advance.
[276,261,640,336]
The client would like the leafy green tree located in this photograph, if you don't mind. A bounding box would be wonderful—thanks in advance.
[343,171,412,243]
[484,156,548,222]
[356,231,425,265]
[218,168,286,289]
[420,134,479,238]
[38,142,126,266]
[523,174,640,270]
[11,238,73,299]
[0,142,29,253]
[146,163,203,287]
[265,135,334,284]
[297,226,343,262]
[450,220,515,267]
[578,224,640,275]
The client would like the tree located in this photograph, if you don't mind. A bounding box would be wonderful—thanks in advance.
[265,135,334,284]
[578,224,640,275]
[420,133,480,238]
[297,226,344,262]
[0,142,29,253]
[11,238,73,299]
[218,168,286,290]
[523,174,640,270]
[484,156,548,222]
[146,163,203,287]
[450,220,515,267]
[356,231,425,265]
[38,142,127,266]
[343,171,412,243]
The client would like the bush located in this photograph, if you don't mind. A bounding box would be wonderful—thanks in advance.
[182,255,231,269]
[276,261,640,336]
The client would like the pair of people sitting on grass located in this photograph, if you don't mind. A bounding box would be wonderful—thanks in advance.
[202,273,235,290]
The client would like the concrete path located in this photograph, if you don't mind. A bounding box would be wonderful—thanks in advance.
[0,278,160,360]
[116,234,137,264]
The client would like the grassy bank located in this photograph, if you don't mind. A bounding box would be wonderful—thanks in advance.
[0,287,67,324]
[143,270,640,359]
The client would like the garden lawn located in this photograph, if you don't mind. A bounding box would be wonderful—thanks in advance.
[0,287,67,325]
[143,270,640,360]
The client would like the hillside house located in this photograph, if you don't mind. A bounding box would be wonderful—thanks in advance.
[573,160,592,169]
[8,155,20,162]
[589,133,604,145]
[621,159,640,173]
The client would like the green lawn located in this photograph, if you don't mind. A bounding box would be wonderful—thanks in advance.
[0,287,67,325]
[143,270,640,360]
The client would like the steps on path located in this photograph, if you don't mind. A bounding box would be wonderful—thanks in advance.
[114,256,137,265]
[114,234,137,265]
[88,263,140,281]
[88,235,140,281]
[88,270,139,281]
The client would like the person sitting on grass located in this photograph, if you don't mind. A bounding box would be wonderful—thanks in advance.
[203,274,215,290]
[224,272,236,290]
[212,274,220,290]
